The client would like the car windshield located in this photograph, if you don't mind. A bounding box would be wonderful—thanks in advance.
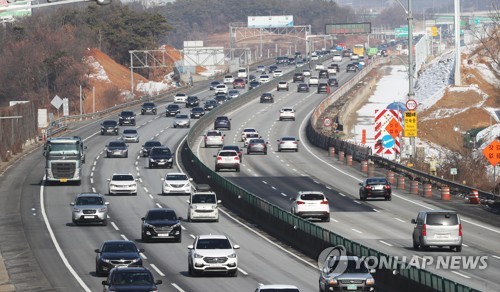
[166,174,188,181]
[192,194,216,204]
[251,139,265,144]
[112,175,134,181]
[144,141,161,147]
[151,148,171,155]
[147,210,177,221]
[262,93,272,97]
[120,111,133,117]
[218,151,237,157]
[123,129,137,134]
[366,178,388,185]
[207,131,221,136]
[222,146,239,151]
[326,258,368,274]
[192,108,203,112]
[246,134,259,138]
[259,289,299,292]
[143,103,154,107]
[281,137,296,141]
[111,271,153,286]
[108,142,126,147]
[300,193,325,200]
[168,105,179,110]
[196,238,231,249]
[206,100,216,105]
[176,115,188,119]
[103,121,116,126]
[215,96,226,101]
[102,242,137,253]
[426,213,459,226]
[75,196,103,205]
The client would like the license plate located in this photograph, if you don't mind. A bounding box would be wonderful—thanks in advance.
[60,178,68,182]
[373,185,383,190]
[114,151,121,154]
[157,162,166,165]
[436,234,449,238]
[84,215,95,219]
[347,284,357,290]
[158,234,170,237]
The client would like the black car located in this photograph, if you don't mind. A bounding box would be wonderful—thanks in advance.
[140,102,157,115]
[248,80,260,89]
[214,94,227,105]
[140,140,162,157]
[359,177,392,201]
[293,72,304,82]
[141,208,182,242]
[165,104,181,117]
[214,116,231,130]
[330,63,340,72]
[148,146,173,168]
[101,120,119,135]
[204,100,218,111]
[317,83,330,94]
[297,83,309,92]
[190,107,205,119]
[102,267,162,292]
[186,96,199,107]
[268,65,278,72]
[209,80,221,90]
[118,111,136,126]
[318,70,329,79]
[105,141,128,158]
[248,74,257,82]
[260,92,274,103]
[346,63,357,72]
[328,78,339,87]
[95,240,144,276]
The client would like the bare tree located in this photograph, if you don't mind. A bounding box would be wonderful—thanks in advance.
[468,0,500,68]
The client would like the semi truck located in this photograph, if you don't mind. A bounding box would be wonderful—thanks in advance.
[43,136,86,185]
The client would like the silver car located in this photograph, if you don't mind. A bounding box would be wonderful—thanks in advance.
[121,129,140,143]
[204,130,224,148]
[228,89,240,99]
[277,136,299,152]
[70,193,109,226]
[173,114,190,128]
[412,210,462,251]
[319,256,375,291]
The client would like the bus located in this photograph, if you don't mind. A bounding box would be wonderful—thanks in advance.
[353,44,365,57]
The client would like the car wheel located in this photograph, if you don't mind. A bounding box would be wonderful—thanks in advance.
[386,196,392,201]
[149,163,153,169]
[215,167,219,172]
[188,263,194,276]
[323,216,331,222]
[176,235,182,243]
[100,132,104,135]
[102,219,108,226]
[455,245,462,252]
[247,151,250,154]
[236,167,240,172]
[142,233,149,243]
[264,151,267,155]
[228,270,238,277]
[125,153,128,158]
[106,153,110,158]
[96,265,103,277]
[412,239,419,250]
[72,219,79,226]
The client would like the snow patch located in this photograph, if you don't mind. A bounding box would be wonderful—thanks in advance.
[85,56,110,82]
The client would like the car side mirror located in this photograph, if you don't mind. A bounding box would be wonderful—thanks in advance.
[217,200,222,204]
[411,219,417,224]
[70,202,75,206]
[233,245,240,249]
[107,179,111,182]
[105,202,110,206]
[187,245,194,250]
[102,281,109,285]
[370,269,376,274]
[84,146,88,149]
[155,280,163,285]
[189,178,193,181]
[141,217,145,221]
[178,217,183,220]
[139,248,145,252]
[187,200,190,204]
[94,249,100,253]
[161,178,165,181]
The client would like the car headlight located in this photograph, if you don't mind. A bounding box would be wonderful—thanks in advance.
[128,184,136,188]
[227,252,237,258]
[172,223,180,228]
[328,278,338,285]
[167,158,173,162]
[73,208,81,212]
[144,223,154,229]
[191,205,197,209]
[98,207,107,212]
[131,258,141,263]
[366,278,375,285]
[149,158,154,162]
[193,253,203,258]
[103,258,112,263]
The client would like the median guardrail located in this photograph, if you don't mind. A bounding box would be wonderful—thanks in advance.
[182,55,479,291]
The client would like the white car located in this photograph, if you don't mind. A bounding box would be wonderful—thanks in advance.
[332,54,342,62]
[302,69,311,77]
[214,150,240,172]
[204,130,225,148]
[273,70,283,77]
[108,173,138,195]
[311,54,319,61]
[277,81,289,91]
[223,75,234,84]
[241,128,258,141]
[161,172,193,195]
[259,75,270,83]
[214,84,228,94]
[255,284,300,292]
[350,54,360,60]
[309,76,319,86]
[257,65,266,72]
[291,191,330,222]
[315,64,325,71]
[279,107,295,121]
[187,191,221,222]
[188,234,239,277]
[237,68,247,78]
[174,93,188,103]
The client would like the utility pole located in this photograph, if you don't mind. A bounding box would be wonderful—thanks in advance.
[454,0,461,85]
[407,0,417,160]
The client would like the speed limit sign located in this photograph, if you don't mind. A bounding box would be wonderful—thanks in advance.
[323,117,332,127]
[406,99,417,111]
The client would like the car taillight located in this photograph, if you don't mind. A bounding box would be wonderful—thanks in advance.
[384,185,391,190]
[221,136,224,140]
[422,224,427,236]
[365,185,372,190]
[321,200,328,205]
[234,157,239,161]
[217,157,222,161]
[293,142,298,144]
[459,223,462,237]
[296,201,305,205]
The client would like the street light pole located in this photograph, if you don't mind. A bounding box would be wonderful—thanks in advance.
[454,0,461,85]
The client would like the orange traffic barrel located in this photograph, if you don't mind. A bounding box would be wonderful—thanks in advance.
[360,161,368,172]
[468,190,479,204]
[346,155,353,166]
[397,176,405,189]
[329,147,335,157]
[339,151,345,162]
[387,171,395,184]
[441,186,450,200]
[410,181,419,194]
[423,183,432,198]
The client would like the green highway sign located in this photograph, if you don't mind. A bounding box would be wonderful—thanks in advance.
[395,26,408,38]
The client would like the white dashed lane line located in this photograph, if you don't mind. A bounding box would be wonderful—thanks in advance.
[155,203,162,208]
[394,218,405,223]
[491,255,500,260]
[90,178,94,184]
[171,283,185,292]
[379,240,393,247]
[354,200,361,204]
[120,234,129,241]
[271,186,276,190]
[149,194,154,199]
[92,187,96,193]
[143,187,149,193]
[351,229,362,234]
[237,267,248,276]
[149,264,165,277]
[93,161,97,166]
[339,193,346,197]
[111,222,119,231]
[373,209,380,212]
[262,181,268,184]
[281,193,287,197]
[189,234,196,239]
[140,253,147,260]
[330,218,339,223]
[451,271,471,279]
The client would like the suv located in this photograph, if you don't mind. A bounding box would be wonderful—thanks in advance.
[293,72,304,83]
[70,193,109,226]
[291,191,330,222]
[260,92,274,103]
[204,99,218,111]
[232,78,246,89]
[140,140,161,157]
[317,83,330,94]
[279,107,295,121]
[318,256,375,292]
[187,191,221,222]
[149,146,174,168]
[277,81,289,91]
[102,267,162,292]
[101,120,119,135]
[161,172,193,195]
[141,208,182,242]
[185,96,199,107]
[308,76,319,87]
[140,102,157,115]
[214,116,231,130]
[188,234,239,276]
[318,69,329,79]
[118,111,136,126]
[204,130,224,148]
[165,104,181,117]
[297,83,309,92]
[95,240,143,276]
[214,150,240,172]
[411,210,462,251]
[346,63,357,72]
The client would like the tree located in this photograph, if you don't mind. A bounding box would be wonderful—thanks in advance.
[468,1,500,69]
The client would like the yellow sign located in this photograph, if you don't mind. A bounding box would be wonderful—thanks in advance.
[404,111,417,137]
[431,26,438,37]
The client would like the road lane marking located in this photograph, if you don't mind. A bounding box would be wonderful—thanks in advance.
[394,218,405,223]
[171,283,185,292]
[351,229,362,234]
[150,264,165,277]
[339,193,346,197]
[373,209,380,212]
[491,255,500,260]
[354,200,361,204]
[451,271,470,279]
[140,253,147,259]
[379,240,393,247]
[281,193,287,196]
[326,186,332,190]
[190,234,195,239]
[262,181,268,184]
[92,187,96,192]
[156,203,162,208]
[149,194,154,199]
[143,187,149,193]
[330,218,339,223]
[120,234,128,241]
[237,267,248,275]
[111,222,119,231]
[90,178,93,184]
[271,186,276,190]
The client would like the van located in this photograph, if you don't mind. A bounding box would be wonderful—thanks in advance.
[411,210,462,251]
[237,68,247,78]
[187,191,221,222]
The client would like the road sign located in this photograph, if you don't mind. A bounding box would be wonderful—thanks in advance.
[395,26,408,38]
[482,140,500,166]
[406,99,417,111]
[385,118,403,138]
[50,95,63,109]
[431,26,438,37]
[404,111,417,137]
[323,117,332,127]
[62,98,69,116]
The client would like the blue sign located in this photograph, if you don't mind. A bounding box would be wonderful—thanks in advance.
[382,134,395,149]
